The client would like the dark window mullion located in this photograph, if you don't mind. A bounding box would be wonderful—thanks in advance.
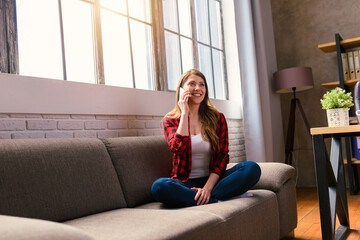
[126,0,136,88]
[93,0,105,84]
[189,0,198,69]
[193,40,222,51]
[218,1,229,100]
[58,0,67,80]
[163,28,194,42]
[175,0,183,73]
[99,6,151,26]
[151,0,166,91]
[3,0,18,74]
[99,5,152,26]
[207,0,216,98]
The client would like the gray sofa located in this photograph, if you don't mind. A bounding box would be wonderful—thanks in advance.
[0,136,297,240]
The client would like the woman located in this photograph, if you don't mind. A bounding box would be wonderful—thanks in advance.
[151,69,261,208]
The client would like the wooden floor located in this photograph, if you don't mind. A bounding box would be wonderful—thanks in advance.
[294,188,360,240]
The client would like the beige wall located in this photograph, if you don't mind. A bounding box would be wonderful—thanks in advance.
[271,0,360,186]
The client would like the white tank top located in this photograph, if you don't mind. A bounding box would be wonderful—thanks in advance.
[189,134,211,179]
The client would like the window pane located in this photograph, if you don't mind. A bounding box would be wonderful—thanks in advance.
[101,9,133,88]
[100,0,127,14]
[162,0,178,32]
[209,0,222,49]
[178,0,191,37]
[16,0,63,79]
[61,0,95,83]
[198,44,214,98]
[212,49,225,99]
[165,31,181,91]
[180,37,193,73]
[128,0,151,23]
[130,20,154,90]
[195,0,210,45]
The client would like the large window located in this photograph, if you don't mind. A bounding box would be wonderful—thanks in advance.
[163,0,226,99]
[16,0,64,80]
[14,0,227,99]
[100,0,154,89]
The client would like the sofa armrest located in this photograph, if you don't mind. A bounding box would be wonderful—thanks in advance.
[253,162,295,192]
[0,215,94,240]
[227,162,295,192]
[227,162,297,237]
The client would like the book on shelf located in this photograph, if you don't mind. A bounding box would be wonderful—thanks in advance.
[354,50,360,79]
[354,137,360,160]
[341,53,350,80]
[348,51,356,79]
[342,50,360,80]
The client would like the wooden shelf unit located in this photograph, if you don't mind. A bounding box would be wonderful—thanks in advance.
[318,35,360,197]
[319,34,360,121]
[321,78,360,88]
[319,34,360,89]
[318,36,360,53]
[344,158,360,165]
[350,119,358,125]
[310,125,360,135]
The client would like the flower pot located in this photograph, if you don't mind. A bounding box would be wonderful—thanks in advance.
[326,108,349,127]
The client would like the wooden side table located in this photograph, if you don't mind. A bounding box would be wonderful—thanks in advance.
[311,125,360,239]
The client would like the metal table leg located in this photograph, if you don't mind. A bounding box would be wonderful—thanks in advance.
[312,135,349,240]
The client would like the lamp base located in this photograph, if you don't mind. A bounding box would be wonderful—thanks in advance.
[285,97,310,165]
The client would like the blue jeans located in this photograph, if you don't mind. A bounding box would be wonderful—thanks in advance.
[151,161,261,208]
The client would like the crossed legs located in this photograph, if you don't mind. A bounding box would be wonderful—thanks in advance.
[151,161,261,208]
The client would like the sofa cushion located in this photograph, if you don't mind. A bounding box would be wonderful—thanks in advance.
[0,215,94,240]
[0,138,126,222]
[102,136,172,207]
[138,190,280,240]
[65,208,222,240]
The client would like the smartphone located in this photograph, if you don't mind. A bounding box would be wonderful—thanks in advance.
[180,87,188,103]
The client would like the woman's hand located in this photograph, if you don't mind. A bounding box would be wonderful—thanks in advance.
[191,173,219,205]
[191,187,212,205]
[178,89,190,116]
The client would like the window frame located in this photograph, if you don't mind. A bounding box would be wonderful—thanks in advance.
[158,0,228,99]
[0,0,18,74]
[5,0,228,99]
[69,0,155,89]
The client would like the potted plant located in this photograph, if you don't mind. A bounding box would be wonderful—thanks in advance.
[320,87,354,127]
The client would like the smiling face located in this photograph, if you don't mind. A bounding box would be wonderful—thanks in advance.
[182,74,207,104]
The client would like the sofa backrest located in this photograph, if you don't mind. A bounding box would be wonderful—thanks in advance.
[103,136,172,207]
[0,138,127,222]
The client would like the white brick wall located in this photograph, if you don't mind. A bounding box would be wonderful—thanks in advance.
[84,121,107,130]
[0,113,246,162]
[227,119,246,163]
[58,121,84,130]
[128,120,146,129]
[108,120,127,129]
[0,120,26,131]
[27,120,57,130]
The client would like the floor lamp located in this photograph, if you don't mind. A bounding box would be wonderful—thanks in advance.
[274,67,314,165]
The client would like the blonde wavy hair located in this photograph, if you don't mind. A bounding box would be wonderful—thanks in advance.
[165,69,220,150]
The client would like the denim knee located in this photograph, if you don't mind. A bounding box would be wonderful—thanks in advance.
[246,161,261,185]
[151,178,168,200]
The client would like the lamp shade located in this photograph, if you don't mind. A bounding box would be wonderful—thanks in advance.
[274,67,314,93]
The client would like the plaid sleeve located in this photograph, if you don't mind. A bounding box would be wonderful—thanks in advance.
[163,117,189,154]
[210,113,229,176]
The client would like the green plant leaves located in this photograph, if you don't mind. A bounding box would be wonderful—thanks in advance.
[320,87,354,110]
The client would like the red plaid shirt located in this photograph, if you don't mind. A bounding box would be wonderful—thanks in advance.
[163,112,229,182]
